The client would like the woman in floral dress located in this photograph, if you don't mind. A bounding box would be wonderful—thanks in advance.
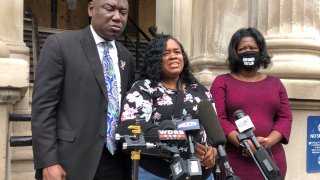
[120,34,217,180]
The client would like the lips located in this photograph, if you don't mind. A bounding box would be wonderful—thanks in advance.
[168,61,180,68]
[110,25,122,31]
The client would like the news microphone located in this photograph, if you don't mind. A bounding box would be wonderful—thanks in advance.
[198,100,240,180]
[234,110,283,180]
[198,101,226,147]
[176,118,200,132]
[158,120,187,144]
[176,118,203,179]
[157,120,193,180]
[159,119,203,179]
[234,110,261,149]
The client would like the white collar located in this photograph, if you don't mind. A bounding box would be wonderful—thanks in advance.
[90,25,116,49]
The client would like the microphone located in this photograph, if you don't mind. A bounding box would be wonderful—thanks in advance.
[234,110,255,133]
[234,110,283,180]
[115,116,157,180]
[198,100,240,180]
[233,110,261,149]
[158,120,187,144]
[176,118,202,179]
[159,119,202,180]
[176,118,200,132]
[157,120,192,180]
[197,101,226,147]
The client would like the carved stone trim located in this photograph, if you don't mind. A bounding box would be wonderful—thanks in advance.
[0,89,21,104]
[290,99,320,110]
[0,41,10,58]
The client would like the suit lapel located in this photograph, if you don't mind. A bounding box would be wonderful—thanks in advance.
[80,27,108,101]
[116,42,129,96]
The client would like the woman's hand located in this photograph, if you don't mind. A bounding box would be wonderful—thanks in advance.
[261,130,283,149]
[241,137,268,157]
[195,143,217,169]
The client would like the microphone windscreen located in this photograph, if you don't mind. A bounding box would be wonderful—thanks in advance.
[158,120,176,130]
[234,109,245,120]
[198,100,226,147]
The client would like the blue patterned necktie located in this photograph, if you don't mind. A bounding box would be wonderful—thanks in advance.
[101,42,120,155]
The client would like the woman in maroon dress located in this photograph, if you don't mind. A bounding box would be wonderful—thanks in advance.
[210,27,292,180]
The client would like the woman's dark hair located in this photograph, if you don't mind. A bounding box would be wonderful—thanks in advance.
[140,34,198,86]
[227,27,272,72]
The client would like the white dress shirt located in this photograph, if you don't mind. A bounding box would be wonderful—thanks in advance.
[90,25,122,106]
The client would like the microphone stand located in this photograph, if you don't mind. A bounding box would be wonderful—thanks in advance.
[237,131,283,180]
[131,117,141,180]
[186,135,202,180]
[217,145,241,180]
[116,116,156,180]
[215,157,221,180]
[239,138,267,179]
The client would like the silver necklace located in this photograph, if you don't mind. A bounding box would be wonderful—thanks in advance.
[238,72,259,82]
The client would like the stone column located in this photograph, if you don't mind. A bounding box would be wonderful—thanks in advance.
[260,0,320,103]
[0,44,28,180]
[189,0,250,87]
[0,0,30,179]
[0,89,21,180]
[259,1,320,179]
[156,0,193,54]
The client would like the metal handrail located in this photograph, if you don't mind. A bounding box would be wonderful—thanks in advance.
[9,114,32,147]
[122,16,153,75]
[24,11,41,82]
[9,114,31,122]
[128,16,151,41]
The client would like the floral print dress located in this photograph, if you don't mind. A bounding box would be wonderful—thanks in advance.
[121,79,213,142]
[120,79,214,178]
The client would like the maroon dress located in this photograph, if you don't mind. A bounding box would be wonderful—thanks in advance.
[210,74,292,180]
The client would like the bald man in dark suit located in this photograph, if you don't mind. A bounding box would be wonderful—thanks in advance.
[31,0,134,179]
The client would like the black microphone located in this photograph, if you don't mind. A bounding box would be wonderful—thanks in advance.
[157,120,191,180]
[198,100,240,180]
[175,117,203,179]
[234,110,283,180]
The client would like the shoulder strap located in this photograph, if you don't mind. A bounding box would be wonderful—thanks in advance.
[173,80,184,119]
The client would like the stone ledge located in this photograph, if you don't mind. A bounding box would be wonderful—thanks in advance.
[281,79,320,101]
[0,89,21,104]
[0,41,10,58]
[290,99,320,110]
[11,147,33,161]
[0,58,29,89]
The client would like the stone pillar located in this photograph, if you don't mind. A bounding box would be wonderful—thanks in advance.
[0,46,29,180]
[259,0,320,179]
[156,0,174,35]
[260,0,320,102]
[0,0,30,179]
[0,0,30,114]
[0,89,21,180]
[189,0,250,87]
[156,0,193,55]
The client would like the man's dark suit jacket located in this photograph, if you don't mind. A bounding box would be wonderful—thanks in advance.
[31,26,135,179]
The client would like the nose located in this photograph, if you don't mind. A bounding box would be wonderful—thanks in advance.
[168,52,177,60]
[112,10,121,21]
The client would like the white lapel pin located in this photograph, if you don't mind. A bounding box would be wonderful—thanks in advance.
[120,60,126,70]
